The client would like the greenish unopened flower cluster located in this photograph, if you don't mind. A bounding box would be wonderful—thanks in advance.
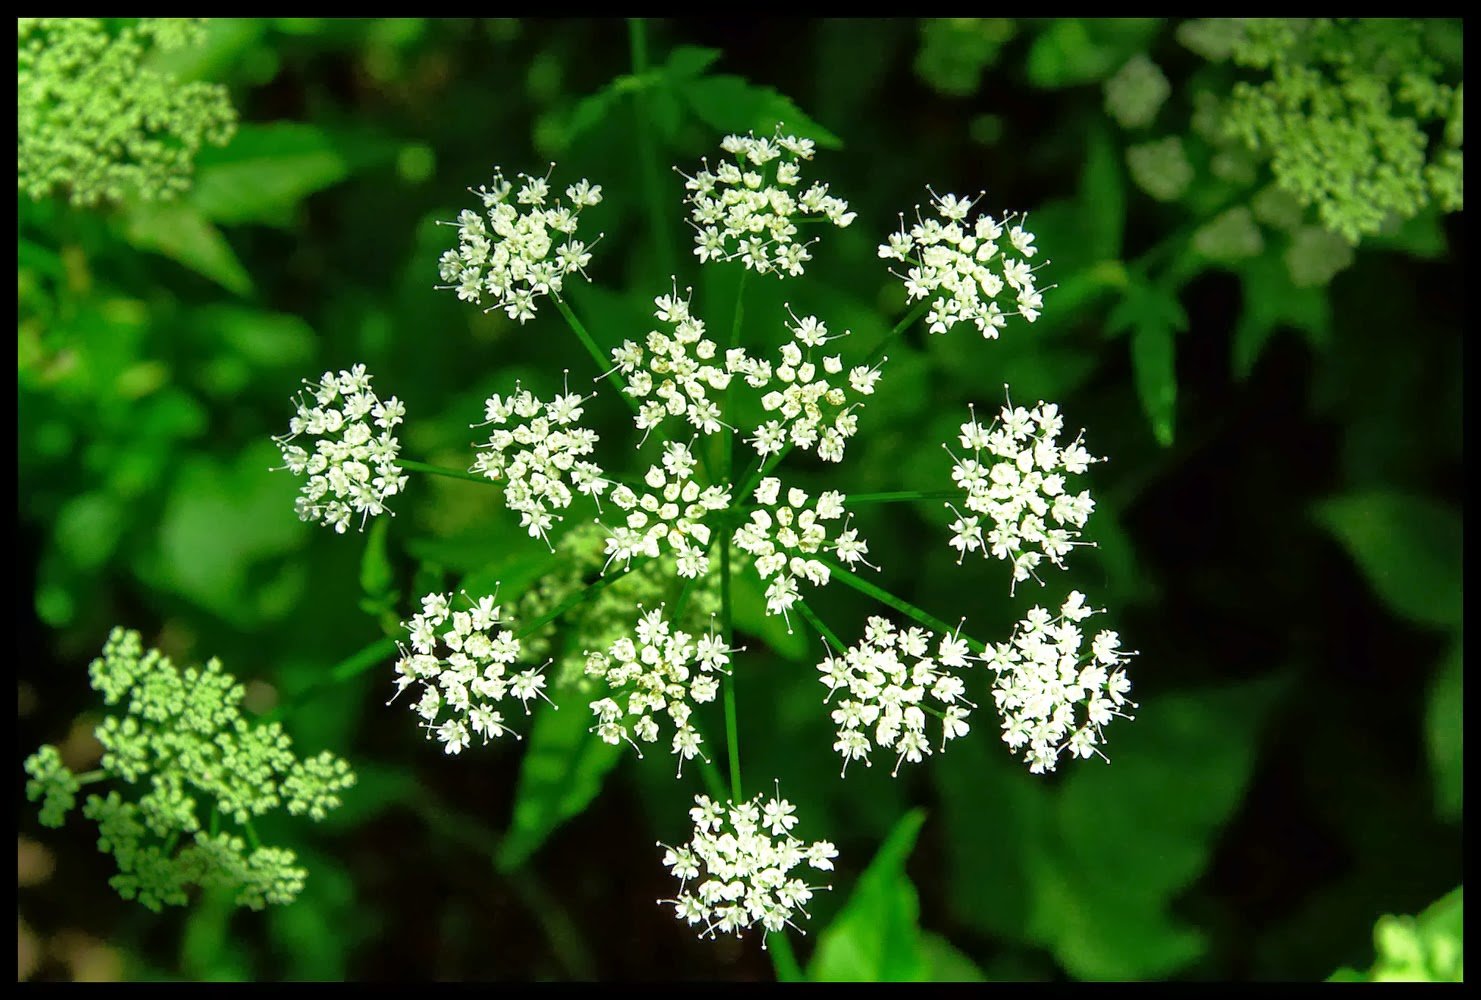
[1202,17,1464,243]
[17,18,238,206]
[23,628,355,911]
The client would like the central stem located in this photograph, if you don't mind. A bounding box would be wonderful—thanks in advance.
[720,267,748,805]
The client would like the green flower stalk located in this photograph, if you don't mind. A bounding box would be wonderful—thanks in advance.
[17,18,238,206]
[23,628,355,912]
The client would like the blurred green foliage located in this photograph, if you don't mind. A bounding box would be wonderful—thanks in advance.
[17,17,1462,982]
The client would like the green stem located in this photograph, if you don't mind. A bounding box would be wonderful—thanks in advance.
[844,489,959,505]
[242,818,262,852]
[627,18,675,277]
[719,268,748,476]
[552,294,639,415]
[398,458,495,486]
[795,599,845,653]
[720,536,743,803]
[768,930,805,982]
[865,299,931,365]
[515,563,634,640]
[73,769,108,786]
[822,560,986,654]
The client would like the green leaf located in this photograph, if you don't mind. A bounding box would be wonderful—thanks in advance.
[1026,18,1163,89]
[918,931,986,982]
[1110,278,1185,446]
[683,75,842,149]
[1232,252,1332,378]
[119,201,252,295]
[1078,125,1126,261]
[1312,491,1462,628]
[1029,675,1288,979]
[496,681,623,871]
[1332,887,1464,982]
[809,809,928,982]
[1425,633,1463,821]
[663,44,723,80]
[191,122,398,226]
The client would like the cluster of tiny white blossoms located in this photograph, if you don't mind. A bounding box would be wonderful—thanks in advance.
[747,308,884,464]
[679,128,855,277]
[609,285,735,439]
[390,592,550,755]
[733,478,872,624]
[878,190,1046,338]
[983,592,1136,774]
[470,379,609,546]
[946,395,1099,593]
[436,167,603,322]
[273,364,407,534]
[585,607,739,774]
[818,617,976,776]
[604,442,731,579]
[659,788,837,940]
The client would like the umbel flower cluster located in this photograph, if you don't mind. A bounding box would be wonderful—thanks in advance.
[945,395,1100,593]
[1192,17,1464,243]
[17,18,237,206]
[436,168,603,322]
[273,364,408,534]
[391,592,550,755]
[249,128,1140,945]
[660,789,838,940]
[22,629,355,911]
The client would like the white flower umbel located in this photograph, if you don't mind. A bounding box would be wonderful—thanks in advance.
[273,363,407,534]
[470,377,609,547]
[658,787,837,941]
[733,478,874,626]
[818,617,976,777]
[982,591,1136,774]
[945,392,1099,593]
[608,283,736,441]
[585,606,740,775]
[678,128,855,278]
[746,307,885,464]
[877,189,1048,338]
[603,442,731,579]
[390,591,551,755]
[436,166,603,323]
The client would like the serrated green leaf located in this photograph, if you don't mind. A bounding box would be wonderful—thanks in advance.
[1425,633,1463,821]
[1312,491,1462,628]
[663,44,722,80]
[683,75,842,148]
[1232,252,1332,378]
[496,683,623,871]
[808,809,927,982]
[120,201,252,295]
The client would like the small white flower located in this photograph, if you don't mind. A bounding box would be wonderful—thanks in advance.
[879,190,1049,338]
[470,378,609,547]
[678,127,852,279]
[436,164,603,322]
[392,590,549,750]
[585,606,740,775]
[273,364,407,533]
[601,442,731,577]
[984,593,1137,773]
[658,786,834,941]
[945,390,1101,593]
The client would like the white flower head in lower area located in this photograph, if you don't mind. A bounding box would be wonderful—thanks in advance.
[658,786,837,941]
[983,591,1136,774]
[470,376,609,547]
[603,442,731,579]
[678,126,855,278]
[390,591,551,755]
[945,390,1100,593]
[585,606,740,775]
[746,307,885,464]
[878,189,1048,338]
[818,616,977,776]
[436,165,603,322]
[732,478,874,627]
[273,363,407,534]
